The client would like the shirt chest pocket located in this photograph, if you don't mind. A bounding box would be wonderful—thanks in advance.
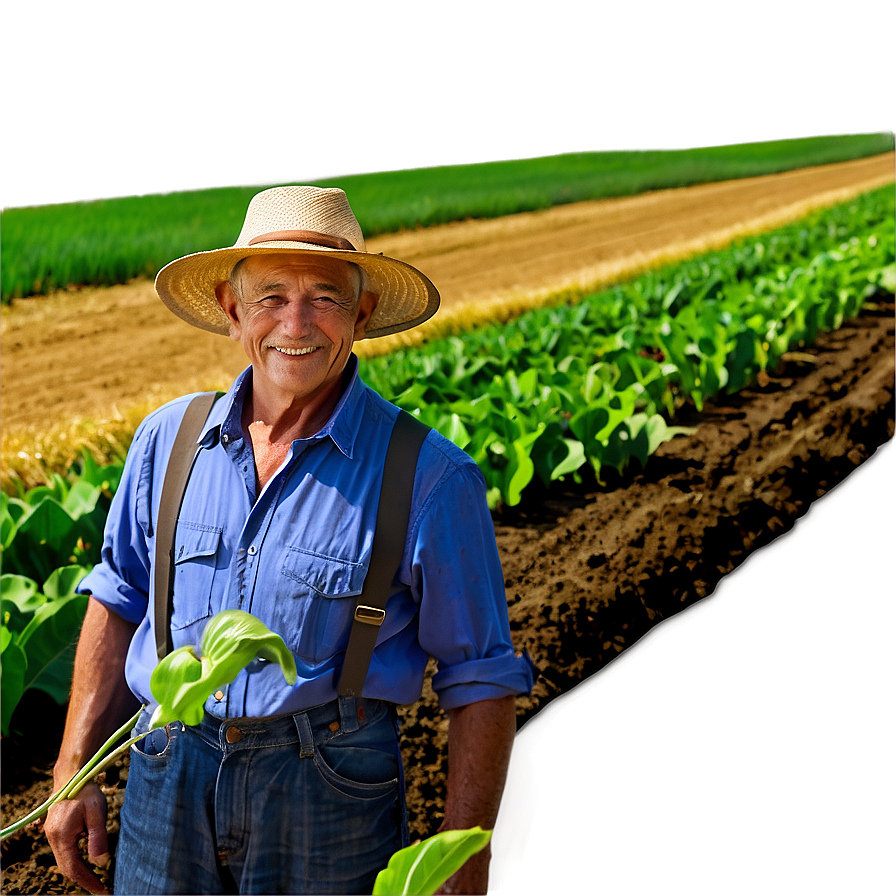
[171,523,223,631]
[281,548,365,664]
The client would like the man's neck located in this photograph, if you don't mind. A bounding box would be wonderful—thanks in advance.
[243,368,350,443]
[240,368,351,491]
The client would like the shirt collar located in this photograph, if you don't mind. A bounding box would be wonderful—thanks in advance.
[198,355,366,459]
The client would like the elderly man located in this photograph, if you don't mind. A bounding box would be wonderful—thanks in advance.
[45,186,534,895]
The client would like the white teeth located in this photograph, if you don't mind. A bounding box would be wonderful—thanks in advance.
[272,346,317,356]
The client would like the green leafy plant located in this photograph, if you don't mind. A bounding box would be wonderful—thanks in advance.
[373,827,492,895]
[148,610,297,728]
[0,610,297,840]
[1,565,92,735]
[1,450,122,585]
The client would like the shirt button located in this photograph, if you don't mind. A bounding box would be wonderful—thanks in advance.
[247,545,257,555]
[214,690,224,701]
[221,433,229,445]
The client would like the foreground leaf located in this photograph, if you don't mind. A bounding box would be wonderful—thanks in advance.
[1,634,27,736]
[149,646,206,727]
[373,827,492,896]
[149,610,297,728]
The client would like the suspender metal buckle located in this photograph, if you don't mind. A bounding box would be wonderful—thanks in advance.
[354,605,386,626]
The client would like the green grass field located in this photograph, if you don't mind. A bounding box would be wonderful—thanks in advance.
[2,132,893,303]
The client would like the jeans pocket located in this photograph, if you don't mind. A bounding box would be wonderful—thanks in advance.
[130,722,181,765]
[313,744,399,801]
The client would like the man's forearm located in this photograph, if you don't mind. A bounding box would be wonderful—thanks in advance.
[53,596,139,783]
[45,597,139,894]
[438,694,517,894]
[440,695,516,829]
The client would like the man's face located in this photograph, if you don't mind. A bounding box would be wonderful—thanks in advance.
[215,253,377,409]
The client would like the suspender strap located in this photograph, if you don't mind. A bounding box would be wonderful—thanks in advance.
[154,391,221,660]
[337,410,430,697]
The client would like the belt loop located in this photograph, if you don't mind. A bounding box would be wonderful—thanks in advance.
[339,695,360,733]
[293,712,315,758]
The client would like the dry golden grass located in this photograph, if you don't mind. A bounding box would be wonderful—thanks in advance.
[1,379,228,493]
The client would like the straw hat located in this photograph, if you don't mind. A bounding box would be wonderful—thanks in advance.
[155,185,440,339]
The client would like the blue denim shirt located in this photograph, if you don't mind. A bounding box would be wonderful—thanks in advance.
[79,356,534,718]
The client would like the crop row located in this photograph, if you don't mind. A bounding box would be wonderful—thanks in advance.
[1,187,892,734]
[3,133,893,302]
[361,186,894,506]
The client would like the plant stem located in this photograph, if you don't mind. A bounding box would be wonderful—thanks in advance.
[0,706,145,841]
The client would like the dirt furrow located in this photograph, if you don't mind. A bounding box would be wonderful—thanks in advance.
[396,305,895,835]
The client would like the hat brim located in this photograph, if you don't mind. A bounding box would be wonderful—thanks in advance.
[155,242,440,339]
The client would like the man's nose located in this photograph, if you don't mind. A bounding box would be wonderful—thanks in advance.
[280,299,313,335]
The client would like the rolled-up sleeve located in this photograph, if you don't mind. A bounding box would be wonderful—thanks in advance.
[412,458,535,710]
[77,419,155,625]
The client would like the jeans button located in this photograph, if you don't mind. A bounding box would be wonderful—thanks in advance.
[226,726,243,744]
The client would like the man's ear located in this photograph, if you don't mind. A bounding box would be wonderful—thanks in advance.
[352,290,380,341]
[215,281,242,341]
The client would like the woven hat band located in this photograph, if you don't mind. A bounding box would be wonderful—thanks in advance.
[247,229,356,251]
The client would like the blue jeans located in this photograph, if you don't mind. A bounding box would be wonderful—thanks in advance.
[114,696,408,895]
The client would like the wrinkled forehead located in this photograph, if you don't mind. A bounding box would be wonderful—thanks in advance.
[231,252,363,297]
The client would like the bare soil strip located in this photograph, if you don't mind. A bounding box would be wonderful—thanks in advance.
[2,153,893,435]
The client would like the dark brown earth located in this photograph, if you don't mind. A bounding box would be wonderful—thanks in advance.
[3,300,893,895]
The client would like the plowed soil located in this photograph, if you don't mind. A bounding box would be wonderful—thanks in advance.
[1,154,894,895]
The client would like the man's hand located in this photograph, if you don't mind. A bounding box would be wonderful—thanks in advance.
[44,781,111,895]
[435,695,517,895]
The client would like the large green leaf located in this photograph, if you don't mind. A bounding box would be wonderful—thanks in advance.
[22,474,69,507]
[150,610,297,728]
[6,496,78,584]
[18,594,89,702]
[1,574,44,617]
[1,633,27,736]
[373,827,492,896]
[43,565,92,599]
[62,480,101,518]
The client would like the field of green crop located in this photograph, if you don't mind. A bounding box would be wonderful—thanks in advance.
[2,133,893,302]
[3,184,892,733]
[363,186,895,506]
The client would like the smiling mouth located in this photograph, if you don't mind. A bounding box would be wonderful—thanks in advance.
[270,345,319,357]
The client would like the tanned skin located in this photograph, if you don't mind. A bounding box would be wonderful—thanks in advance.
[436,696,517,894]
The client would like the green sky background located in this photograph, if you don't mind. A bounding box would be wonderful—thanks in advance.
[0,0,894,204]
